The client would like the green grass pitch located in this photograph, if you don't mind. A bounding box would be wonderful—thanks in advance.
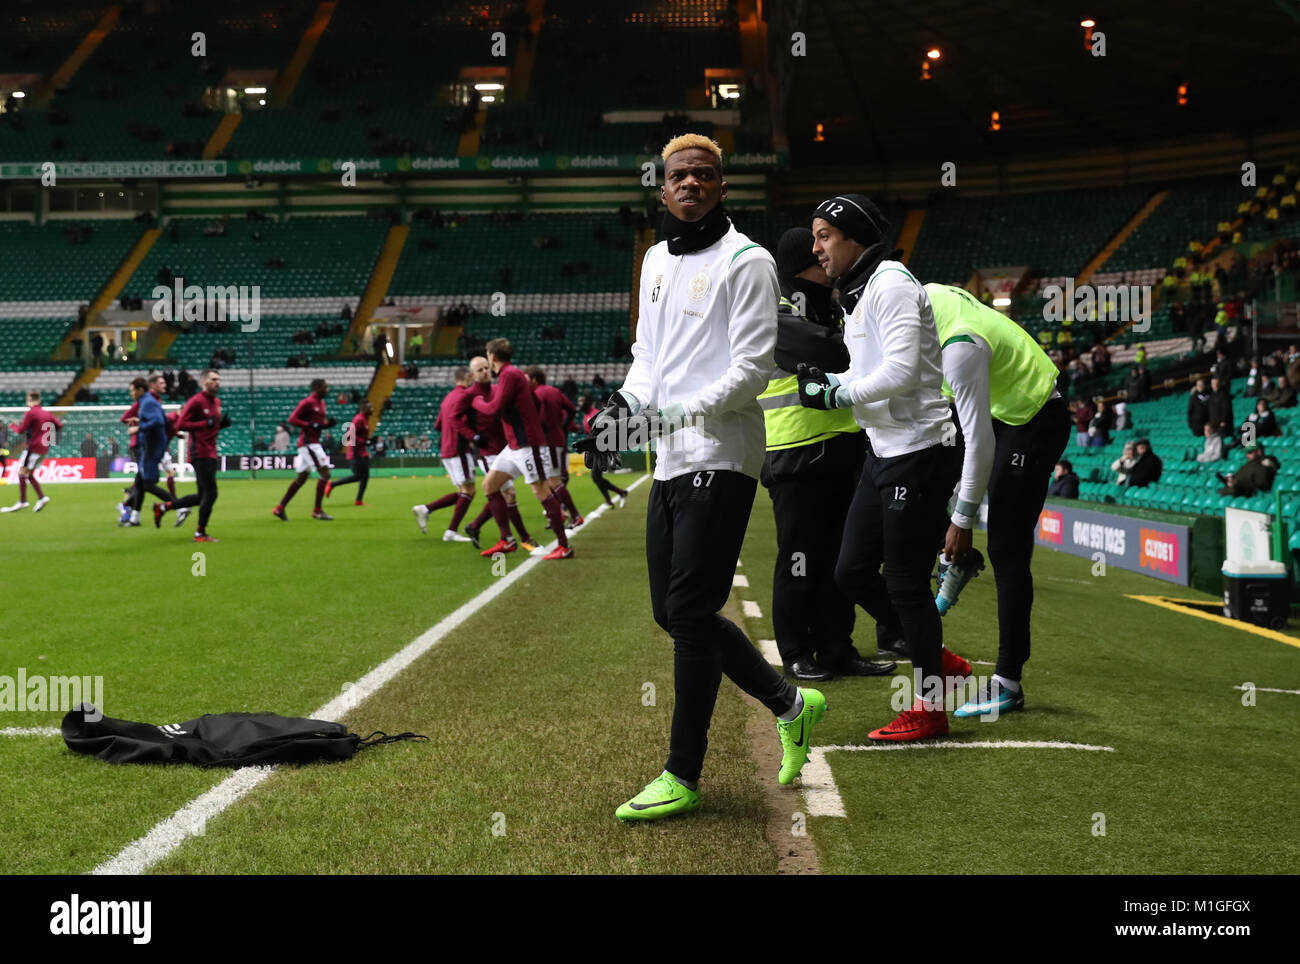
[1,475,1297,874]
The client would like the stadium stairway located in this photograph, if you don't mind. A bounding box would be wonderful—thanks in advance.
[54,367,102,407]
[457,109,488,156]
[896,209,925,263]
[367,364,401,434]
[51,226,159,363]
[343,224,410,353]
[34,5,120,108]
[202,114,243,161]
[1077,190,1169,286]
[272,1,338,108]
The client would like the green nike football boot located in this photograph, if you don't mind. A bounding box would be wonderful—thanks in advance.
[777,688,827,785]
[616,771,701,822]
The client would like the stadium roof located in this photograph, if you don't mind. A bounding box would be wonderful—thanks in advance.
[780,0,1300,166]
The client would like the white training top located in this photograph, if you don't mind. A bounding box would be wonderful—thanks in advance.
[621,223,778,482]
[835,260,952,458]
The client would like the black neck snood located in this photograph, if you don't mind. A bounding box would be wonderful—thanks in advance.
[662,203,731,255]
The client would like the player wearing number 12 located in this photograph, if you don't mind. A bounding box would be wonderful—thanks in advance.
[591,135,824,821]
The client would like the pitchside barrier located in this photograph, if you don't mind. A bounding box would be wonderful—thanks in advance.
[976,497,1226,594]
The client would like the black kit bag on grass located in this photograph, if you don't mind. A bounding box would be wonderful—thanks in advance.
[61,704,426,767]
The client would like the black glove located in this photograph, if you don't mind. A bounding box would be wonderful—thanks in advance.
[573,434,623,472]
[311,422,321,430]
[219,412,232,429]
[575,390,639,471]
[205,417,216,428]
[472,434,482,445]
[795,364,846,411]
[324,417,337,428]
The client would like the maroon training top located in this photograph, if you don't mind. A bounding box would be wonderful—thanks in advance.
[175,391,222,460]
[471,363,546,450]
[289,395,328,447]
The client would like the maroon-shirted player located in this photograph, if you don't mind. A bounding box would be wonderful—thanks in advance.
[273,377,336,521]
[412,368,476,541]
[325,399,373,506]
[525,366,584,529]
[2,391,63,513]
[154,368,225,541]
[459,355,539,552]
[472,338,572,560]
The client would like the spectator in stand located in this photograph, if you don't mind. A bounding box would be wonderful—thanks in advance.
[1090,341,1111,375]
[1242,398,1282,439]
[1072,396,1095,448]
[1245,357,1266,396]
[1207,376,1234,439]
[1113,401,1131,431]
[1111,441,1138,484]
[1047,460,1079,498]
[272,423,291,452]
[1196,423,1224,463]
[1213,348,1233,386]
[1125,362,1151,403]
[1088,398,1112,447]
[1266,374,1296,408]
[1126,438,1163,488]
[80,432,97,458]
[1217,442,1280,497]
[1188,377,1210,436]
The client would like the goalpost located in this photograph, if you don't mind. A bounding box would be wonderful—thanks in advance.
[0,405,188,485]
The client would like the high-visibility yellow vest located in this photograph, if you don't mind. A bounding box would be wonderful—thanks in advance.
[760,296,861,451]
[924,283,1059,426]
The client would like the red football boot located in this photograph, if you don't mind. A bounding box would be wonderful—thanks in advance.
[868,699,949,742]
[480,538,517,558]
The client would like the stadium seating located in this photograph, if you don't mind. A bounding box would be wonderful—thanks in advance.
[0,220,142,301]
[1060,381,1298,528]
[123,215,389,302]
[1105,177,1260,273]
[907,187,1150,283]
[0,2,315,162]
[389,213,635,297]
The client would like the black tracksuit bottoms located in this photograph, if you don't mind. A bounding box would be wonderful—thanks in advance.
[981,396,1071,680]
[168,457,219,532]
[763,434,865,668]
[647,469,796,784]
[835,439,960,692]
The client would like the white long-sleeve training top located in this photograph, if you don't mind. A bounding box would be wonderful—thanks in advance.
[942,335,995,528]
[620,223,778,481]
[835,261,952,457]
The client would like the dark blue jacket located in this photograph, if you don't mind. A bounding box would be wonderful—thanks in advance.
[137,392,168,479]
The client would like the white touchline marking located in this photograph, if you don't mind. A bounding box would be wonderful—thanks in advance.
[0,727,61,738]
[757,639,781,664]
[800,749,845,817]
[91,474,650,876]
[732,573,749,588]
[742,599,762,619]
[801,741,1116,818]
[1234,685,1300,696]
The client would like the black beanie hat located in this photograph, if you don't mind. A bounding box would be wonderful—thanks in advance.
[775,227,819,279]
[811,194,889,246]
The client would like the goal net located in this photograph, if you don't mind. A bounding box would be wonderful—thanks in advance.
[0,405,188,484]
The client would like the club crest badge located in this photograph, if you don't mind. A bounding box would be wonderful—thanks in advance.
[687,271,710,303]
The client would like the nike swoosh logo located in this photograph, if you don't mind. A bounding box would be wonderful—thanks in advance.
[793,718,805,748]
[628,796,683,811]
